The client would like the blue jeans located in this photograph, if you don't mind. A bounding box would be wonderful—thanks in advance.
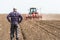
[10,24,19,40]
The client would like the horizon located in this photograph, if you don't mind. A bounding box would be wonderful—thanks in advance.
[0,13,60,14]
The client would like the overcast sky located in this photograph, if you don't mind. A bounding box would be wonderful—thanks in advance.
[0,0,60,14]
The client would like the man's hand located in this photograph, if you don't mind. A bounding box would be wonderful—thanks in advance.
[19,14,23,23]
[7,14,11,22]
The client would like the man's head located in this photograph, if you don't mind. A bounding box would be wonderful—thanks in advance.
[13,8,17,12]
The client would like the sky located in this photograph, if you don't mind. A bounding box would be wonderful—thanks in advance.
[0,0,60,14]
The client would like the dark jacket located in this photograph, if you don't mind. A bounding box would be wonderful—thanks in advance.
[7,12,23,24]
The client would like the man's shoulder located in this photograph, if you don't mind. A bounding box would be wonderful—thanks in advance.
[16,12,21,15]
[16,12,20,14]
[9,12,13,14]
[9,11,21,15]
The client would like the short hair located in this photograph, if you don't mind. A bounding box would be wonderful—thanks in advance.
[13,8,16,10]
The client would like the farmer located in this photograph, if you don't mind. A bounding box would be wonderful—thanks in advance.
[7,8,23,40]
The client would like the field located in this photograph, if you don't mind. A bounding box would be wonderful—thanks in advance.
[0,14,60,40]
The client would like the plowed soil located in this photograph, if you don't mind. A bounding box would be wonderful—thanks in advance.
[0,14,60,40]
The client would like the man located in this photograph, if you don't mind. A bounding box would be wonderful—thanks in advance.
[7,8,23,40]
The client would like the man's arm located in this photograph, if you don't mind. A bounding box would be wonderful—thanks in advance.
[19,14,23,23]
[7,14,11,22]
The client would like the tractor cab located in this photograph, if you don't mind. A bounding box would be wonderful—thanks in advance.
[29,8,37,14]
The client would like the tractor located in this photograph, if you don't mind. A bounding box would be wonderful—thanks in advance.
[26,8,42,20]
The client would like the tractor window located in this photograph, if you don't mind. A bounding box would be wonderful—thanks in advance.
[34,9,36,12]
[30,9,34,13]
[29,8,37,14]
[30,9,36,13]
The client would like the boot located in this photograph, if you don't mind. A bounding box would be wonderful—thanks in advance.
[16,38,19,40]
[10,37,13,40]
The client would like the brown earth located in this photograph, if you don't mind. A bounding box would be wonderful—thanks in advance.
[0,14,60,40]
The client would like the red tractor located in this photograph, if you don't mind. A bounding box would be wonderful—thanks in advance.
[26,8,42,20]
